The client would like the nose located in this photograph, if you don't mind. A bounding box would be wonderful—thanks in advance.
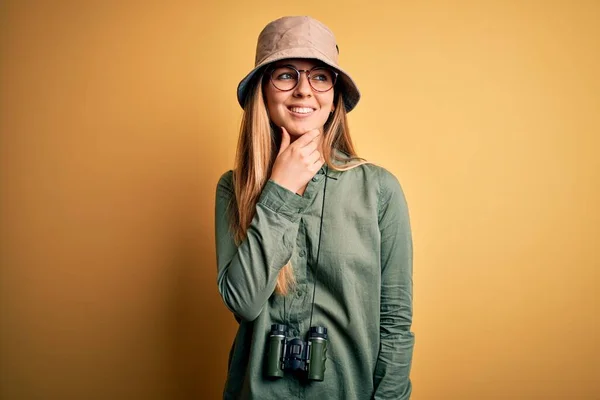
[293,71,312,97]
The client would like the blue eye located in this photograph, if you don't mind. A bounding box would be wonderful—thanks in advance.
[277,73,294,80]
[312,73,329,82]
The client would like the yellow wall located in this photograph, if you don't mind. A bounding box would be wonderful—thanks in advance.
[1,1,598,399]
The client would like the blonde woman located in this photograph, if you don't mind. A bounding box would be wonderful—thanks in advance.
[215,16,414,400]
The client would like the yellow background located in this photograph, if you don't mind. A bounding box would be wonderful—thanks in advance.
[1,1,598,399]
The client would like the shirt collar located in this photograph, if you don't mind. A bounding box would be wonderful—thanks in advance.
[324,148,356,179]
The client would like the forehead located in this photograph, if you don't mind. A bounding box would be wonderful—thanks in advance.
[272,58,327,69]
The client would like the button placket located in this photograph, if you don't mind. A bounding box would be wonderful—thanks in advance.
[295,219,308,285]
[304,171,325,196]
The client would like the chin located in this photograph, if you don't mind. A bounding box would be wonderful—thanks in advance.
[285,121,327,136]
[286,127,306,136]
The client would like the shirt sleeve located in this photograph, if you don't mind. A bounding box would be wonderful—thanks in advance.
[214,171,310,321]
[372,168,415,399]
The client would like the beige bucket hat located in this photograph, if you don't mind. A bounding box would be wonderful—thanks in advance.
[237,16,361,112]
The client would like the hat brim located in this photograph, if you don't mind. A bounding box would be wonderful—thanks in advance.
[237,49,360,113]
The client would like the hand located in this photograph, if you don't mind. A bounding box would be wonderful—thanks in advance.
[269,127,325,194]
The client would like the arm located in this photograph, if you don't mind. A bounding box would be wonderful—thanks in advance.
[372,169,415,399]
[214,171,309,321]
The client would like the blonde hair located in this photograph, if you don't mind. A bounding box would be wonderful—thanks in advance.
[230,74,368,295]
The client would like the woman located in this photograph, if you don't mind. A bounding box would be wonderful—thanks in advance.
[215,16,414,399]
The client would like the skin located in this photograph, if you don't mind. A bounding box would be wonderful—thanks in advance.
[264,59,336,195]
[264,59,336,140]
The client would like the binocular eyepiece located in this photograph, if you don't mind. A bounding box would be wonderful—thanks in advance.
[266,324,328,381]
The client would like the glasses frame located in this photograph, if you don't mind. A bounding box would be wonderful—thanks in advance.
[268,65,339,93]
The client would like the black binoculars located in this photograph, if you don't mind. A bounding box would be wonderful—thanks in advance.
[265,324,328,381]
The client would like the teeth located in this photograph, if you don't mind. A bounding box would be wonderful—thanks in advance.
[290,107,314,114]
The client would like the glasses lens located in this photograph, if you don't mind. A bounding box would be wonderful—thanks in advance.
[309,67,336,92]
[271,67,298,91]
[270,66,337,92]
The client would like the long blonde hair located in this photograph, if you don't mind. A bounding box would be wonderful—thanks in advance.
[230,73,367,295]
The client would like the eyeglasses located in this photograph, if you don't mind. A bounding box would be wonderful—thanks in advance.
[269,65,338,92]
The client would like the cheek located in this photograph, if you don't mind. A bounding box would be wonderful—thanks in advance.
[264,90,287,112]
[318,93,335,112]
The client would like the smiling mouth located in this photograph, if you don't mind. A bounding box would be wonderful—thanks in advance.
[288,106,316,115]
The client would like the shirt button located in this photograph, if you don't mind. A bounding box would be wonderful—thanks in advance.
[311,176,319,182]
[296,290,304,298]
[299,250,306,257]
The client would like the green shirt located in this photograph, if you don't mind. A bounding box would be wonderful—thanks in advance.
[215,160,414,400]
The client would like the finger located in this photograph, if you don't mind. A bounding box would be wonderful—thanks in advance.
[305,149,321,166]
[314,156,325,168]
[294,129,321,147]
[278,126,291,155]
[300,140,318,157]
[308,157,325,174]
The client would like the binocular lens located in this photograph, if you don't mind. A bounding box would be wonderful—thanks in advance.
[265,324,328,381]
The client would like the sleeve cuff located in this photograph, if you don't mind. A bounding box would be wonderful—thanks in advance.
[258,180,311,222]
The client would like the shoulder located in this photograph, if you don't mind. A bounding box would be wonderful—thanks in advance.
[216,170,234,199]
[374,164,404,197]
[341,162,404,198]
[332,149,403,193]
[346,163,409,222]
